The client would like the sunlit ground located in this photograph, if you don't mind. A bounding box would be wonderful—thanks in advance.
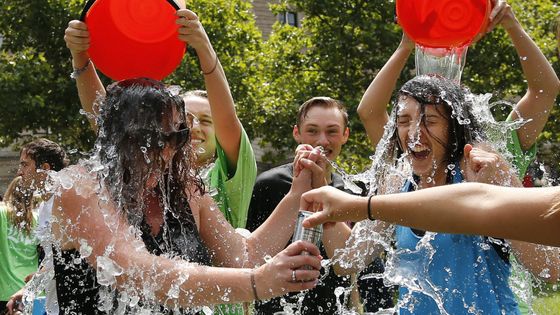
[534,285,560,314]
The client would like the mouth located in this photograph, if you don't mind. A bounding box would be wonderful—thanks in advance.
[191,139,204,146]
[408,145,431,160]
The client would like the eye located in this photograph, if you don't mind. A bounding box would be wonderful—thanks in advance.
[397,117,410,126]
[306,129,317,135]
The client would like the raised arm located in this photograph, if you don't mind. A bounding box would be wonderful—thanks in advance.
[64,20,106,130]
[176,10,242,169]
[302,183,560,247]
[357,34,414,147]
[52,169,320,308]
[485,1,560,150]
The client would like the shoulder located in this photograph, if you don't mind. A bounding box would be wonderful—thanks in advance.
[255,163,293,184]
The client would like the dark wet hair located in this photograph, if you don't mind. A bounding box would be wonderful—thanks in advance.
[388,75,486,183]
[95,78,203,226]
[21,138,68,171]
[296,97,349,129]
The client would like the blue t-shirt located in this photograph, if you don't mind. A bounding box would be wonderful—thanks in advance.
[395,168,520,315]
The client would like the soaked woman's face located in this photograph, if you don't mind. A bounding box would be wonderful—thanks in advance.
[396,96,450,181]
[144,104,190,189]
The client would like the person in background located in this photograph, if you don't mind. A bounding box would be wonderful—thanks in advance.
[247,97,393,314]
[1,177,37,314]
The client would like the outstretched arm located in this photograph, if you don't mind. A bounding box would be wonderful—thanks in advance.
[357,34,414,147]
[485,1,560,150]
[64,20,106,130]
[52,168,320,308]
[176,10,242,170]
[301,184,560,247]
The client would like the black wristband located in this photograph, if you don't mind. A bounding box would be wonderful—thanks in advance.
[367,194,375,220]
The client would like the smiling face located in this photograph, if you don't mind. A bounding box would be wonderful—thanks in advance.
[183,95,216,166]
[396,96,450,184]
[293,106,349,161]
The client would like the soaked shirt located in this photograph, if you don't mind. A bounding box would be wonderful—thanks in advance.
[395,167,520,315]
[53,198,211,315]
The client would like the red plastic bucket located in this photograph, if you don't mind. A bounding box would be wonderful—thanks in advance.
[81,0,185,81]
[396,0,491,48]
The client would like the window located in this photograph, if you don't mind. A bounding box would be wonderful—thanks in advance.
[278,12,298,27]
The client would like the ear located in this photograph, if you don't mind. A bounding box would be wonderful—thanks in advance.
[293,125,301,143]
[39,162,52,171]
[341,127,350,144]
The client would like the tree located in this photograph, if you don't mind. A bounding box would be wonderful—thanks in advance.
[254,0,560,174]
[0,0,265,156]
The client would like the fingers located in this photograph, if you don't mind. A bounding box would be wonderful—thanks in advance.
[290,268,321,283]
[285,253,322,271]
[302,211,328,229]
[284,240,321,257]
[68,20,88,31]
[64,20,90,53]
[176,9,198,20]
[463,143,473,159]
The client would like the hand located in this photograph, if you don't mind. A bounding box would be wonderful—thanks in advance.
[300,186,365,228]
[253,241,321,300]
[399,32,415,51]
[472,0,517,43]
[6,288,24,314]
[176,9,211,52]
[463,143,513,185]
[293,145,328,189]
[64,20,90,56]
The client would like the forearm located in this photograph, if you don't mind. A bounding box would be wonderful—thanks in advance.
[197,43,242,165]
[115,249,254,307]
[247,191,302,265]
[71,52,105,130]
[506,20,560,96]
[372,183,560,246]
[358,42,413,146]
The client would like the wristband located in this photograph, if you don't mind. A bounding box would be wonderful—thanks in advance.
[250,270,260,301]
[367,194,375,221]
[70,58,91,79]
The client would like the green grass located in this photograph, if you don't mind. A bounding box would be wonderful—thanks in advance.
[533,291,560,314]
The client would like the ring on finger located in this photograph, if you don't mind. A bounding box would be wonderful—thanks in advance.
[291,269,297,282]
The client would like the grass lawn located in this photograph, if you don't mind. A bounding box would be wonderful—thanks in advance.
[533,290,560,314]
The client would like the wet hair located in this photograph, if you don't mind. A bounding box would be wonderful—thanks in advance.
[95,78,203,226]
[296,97,349,129]
[387,75,486,184]
[21,138,68,171]
[4,176,35,235]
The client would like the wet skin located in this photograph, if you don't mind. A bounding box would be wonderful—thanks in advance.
[396,96,450,186]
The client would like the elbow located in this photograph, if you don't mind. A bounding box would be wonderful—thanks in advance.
[357,103,370,122]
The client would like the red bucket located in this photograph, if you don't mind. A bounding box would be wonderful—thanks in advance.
[396,0,491,48]
[81,0,186,81]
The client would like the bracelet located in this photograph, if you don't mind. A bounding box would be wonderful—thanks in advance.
[367,194,375,221]
[250,270,260,301]
[70,58,91,79]
[201,54,218,75]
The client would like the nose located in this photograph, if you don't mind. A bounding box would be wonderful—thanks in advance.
[407,121,425,144]
[315,132,329,147]
[16,166,23,177]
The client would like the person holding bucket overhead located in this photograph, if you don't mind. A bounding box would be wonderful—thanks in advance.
[64,3,257,314]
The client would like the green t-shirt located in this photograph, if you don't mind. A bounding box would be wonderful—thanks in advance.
[0,205,39,300]
[208,128,257,315]
[209,127,257,229]
[504,120,537,315]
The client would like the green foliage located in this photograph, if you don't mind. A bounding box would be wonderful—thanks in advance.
[168,0,265,142]
[0,0,558,174]
[0,0,94,152]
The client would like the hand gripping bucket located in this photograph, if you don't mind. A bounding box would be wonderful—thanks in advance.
[80,0,186,80]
